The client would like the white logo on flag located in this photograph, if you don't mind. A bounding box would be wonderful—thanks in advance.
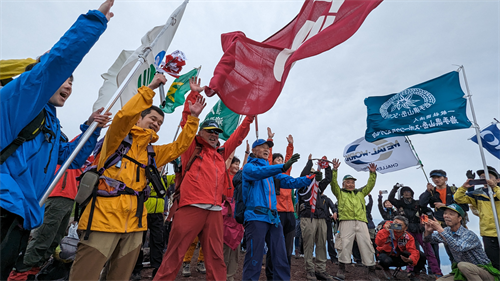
[343,136,418,174]
[380,88,436,120]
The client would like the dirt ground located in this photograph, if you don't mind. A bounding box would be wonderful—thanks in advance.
[139,248,437,281]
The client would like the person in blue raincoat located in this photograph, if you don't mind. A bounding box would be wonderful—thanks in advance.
[241,139,315,281]
[0,1,114,279]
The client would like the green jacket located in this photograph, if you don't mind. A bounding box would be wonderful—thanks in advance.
[145,174,175,214]
[330,169,377,223]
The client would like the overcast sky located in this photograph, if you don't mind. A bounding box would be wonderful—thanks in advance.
[1,0,499,269]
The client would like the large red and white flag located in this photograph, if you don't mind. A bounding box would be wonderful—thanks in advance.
[205,0,382,115]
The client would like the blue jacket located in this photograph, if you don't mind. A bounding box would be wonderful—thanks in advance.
[242,155,312,225]
[0,10,107,230]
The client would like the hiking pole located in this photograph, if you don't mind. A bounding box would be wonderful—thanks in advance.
[460,65,500,251]
[39,6,186,206]
[405,136,429,184]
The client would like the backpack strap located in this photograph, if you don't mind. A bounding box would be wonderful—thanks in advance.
[1,109,46,165]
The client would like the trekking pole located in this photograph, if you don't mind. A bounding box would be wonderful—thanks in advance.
[460,65,500,251]
[405,136,429,184]
[39,4,188,206]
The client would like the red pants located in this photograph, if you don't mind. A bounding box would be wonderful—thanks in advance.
[154,206,226,281]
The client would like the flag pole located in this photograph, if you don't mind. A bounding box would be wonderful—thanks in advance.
[39,7,187,206]
[255,115,259,139]
[405,136,429,183]
[460,65,500,249]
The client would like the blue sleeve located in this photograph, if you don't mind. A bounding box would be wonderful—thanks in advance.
[58,124,101,168]
[243,163,284,181]
[275,174,312,189]
[0,10,107,145]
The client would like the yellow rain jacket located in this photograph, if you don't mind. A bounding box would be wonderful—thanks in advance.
[78,86,198,233]
[454,185,500,237]
[0,58,36,80]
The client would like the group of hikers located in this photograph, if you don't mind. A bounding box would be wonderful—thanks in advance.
[1,1,500,281]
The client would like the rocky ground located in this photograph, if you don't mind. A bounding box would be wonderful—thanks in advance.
[139,248,437,281]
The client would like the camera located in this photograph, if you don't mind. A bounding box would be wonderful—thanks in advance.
[469,179,487,186]
[380,190,388,194]
[389,223,402,230]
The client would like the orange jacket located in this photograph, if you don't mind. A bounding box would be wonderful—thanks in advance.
[268,140,294,212]
[78,86,199,233]
[375,223,420,266]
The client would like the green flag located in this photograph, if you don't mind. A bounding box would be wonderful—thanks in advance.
[202,100,240,141]
[161,68,198,114]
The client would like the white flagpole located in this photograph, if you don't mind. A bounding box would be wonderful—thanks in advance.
[40,2,188,206]
[460,65,500,250]
[404,136,429,183]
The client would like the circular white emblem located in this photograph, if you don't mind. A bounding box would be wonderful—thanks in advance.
[380,88,435,120]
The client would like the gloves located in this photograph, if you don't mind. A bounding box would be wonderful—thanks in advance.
[282,153,300,172]
[466,170,475,179]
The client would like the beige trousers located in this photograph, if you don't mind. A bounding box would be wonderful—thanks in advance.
[69,231,142,281]
[337,220,375,266]
[437,262,494,281]
[301,217,327,273]
[223,244,239,281]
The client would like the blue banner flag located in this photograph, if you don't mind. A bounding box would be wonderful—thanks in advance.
[364,71,471,142]
[470,123,500,160]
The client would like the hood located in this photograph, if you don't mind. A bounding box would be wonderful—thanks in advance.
[400,186,414,198]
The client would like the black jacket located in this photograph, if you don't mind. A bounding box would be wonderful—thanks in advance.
[378,195,397,221]
[389,186,427,233]
[298,159,332,218]
[317,194,337,220]
[366,194,375,229]
[419,185,469,222]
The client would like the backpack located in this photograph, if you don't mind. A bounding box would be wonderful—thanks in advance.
[0,109,68,165]
[233,170,245,224]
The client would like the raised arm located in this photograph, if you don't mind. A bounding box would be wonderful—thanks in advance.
[318,165,332,193]
[366,194,373,214]
[222,115,254,160]
[284,135,294,175]
[361,163,377,196]
[388,185,401,208]
[330,158,341,198]
[242,140,250,167]
[242,162,284,181]
[378,192,386,218]
[267,127,274,164]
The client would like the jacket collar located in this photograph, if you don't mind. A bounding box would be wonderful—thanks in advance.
[247,155,268,166]
[130,125,159,143]
[45,103,57,117]
[195,135,220,150]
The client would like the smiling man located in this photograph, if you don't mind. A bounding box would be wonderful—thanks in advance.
[241,139,313,281]
[0,1,114,279]
[70,73,206,280]
[154,81,254,281]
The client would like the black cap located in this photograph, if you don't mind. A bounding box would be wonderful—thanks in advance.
[200,119,224,133]
[477,166,499,179]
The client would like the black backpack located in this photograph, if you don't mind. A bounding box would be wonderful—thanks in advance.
[233,170,246,224]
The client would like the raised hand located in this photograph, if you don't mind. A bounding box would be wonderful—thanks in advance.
[283,153,300,172]
[331,158,340,171]
[246,140,250,152]
[267,127,275,139]
[427,183,435,192]
[286,134,294,144]
[189,77,205,92]
[188,96,206,118]
[368,163,377,173]
[148,73,167,91]
[98,0,115,21]
[308,154,312,161]
[87,107,112,128]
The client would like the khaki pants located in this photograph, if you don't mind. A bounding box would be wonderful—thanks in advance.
[437,262,494,281]
[301,217,327,273]
[69,231,142,281]
[337,220,375,266]
[223,243,238,281]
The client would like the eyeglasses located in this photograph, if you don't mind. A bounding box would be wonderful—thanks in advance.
[205,129,220,135]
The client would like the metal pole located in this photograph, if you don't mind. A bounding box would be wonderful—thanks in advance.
[405,136,429,183]
[255,115,259,139]
[39,9,186,206]
[461,65,500,250]
[39,59,145,206]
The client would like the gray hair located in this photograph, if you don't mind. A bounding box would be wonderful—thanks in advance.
[393,215,409,227]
